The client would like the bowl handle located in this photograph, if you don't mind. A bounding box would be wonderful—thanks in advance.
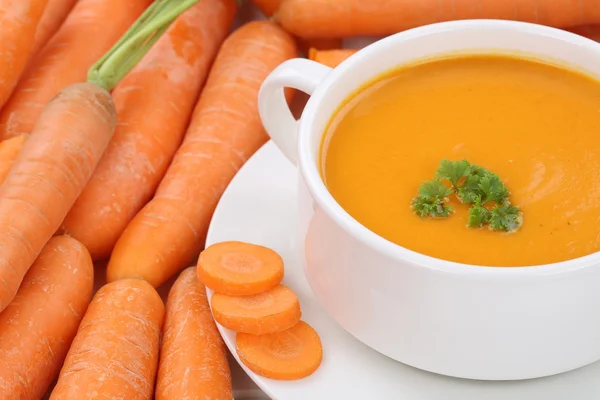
[258,58,331,166]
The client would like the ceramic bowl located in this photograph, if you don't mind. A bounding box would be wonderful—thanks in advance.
[258,20,600,380]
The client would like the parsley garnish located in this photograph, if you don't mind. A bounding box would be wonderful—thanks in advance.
[467,196,491,228]
[411,159,523,232]
[411,180,453,218]
[490,203,522,232]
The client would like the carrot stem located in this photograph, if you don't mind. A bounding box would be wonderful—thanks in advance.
[87,0,200,91]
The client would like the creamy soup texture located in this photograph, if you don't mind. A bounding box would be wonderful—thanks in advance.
[322,55,600,267]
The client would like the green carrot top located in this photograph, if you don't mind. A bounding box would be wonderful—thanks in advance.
[87,0,201,92]
[412,159,523,233]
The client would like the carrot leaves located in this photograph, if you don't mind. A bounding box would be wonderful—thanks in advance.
[411,159,523,232]
[88,0,201,91]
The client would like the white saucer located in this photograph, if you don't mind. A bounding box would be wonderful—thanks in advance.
[206,141,600,400]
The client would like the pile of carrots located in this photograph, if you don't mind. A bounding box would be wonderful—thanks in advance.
[0,0,598,398]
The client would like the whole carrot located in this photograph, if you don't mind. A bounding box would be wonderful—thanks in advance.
[0,134,28,185]
[156,267,233,400]
[107,21,298,288]
[250,0,342,55]
[60,0,238,261]
[0,82,115,312]
[0,236,93,400]
[50,279,164,399]
[277,0,600,38]
[308,48,358,68]
[0,0,202,312]
[0,0,150,140]
[30,0,78,57]
[0,0,48,109]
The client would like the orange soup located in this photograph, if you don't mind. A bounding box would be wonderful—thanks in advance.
[321,54,600,267]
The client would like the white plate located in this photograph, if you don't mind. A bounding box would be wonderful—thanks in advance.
[205,141,600,400]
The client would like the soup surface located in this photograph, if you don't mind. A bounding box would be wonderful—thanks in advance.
[322,54,600,267]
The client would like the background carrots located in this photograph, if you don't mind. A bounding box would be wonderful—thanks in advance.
[308,48,358,68]
[0,0,150,140]
[0,82,116,312]
[0,0,48,109]
[252,0,281,17]
[106,20,298,288]
[60,0,238,260]
[0,236,93,400]
[50,279,164,399]
[0,134,28,185]
[30,0,78,57]
[156,267,233,400]
[277,0,600,38]
[569,24,600,41]
[0,0,597,395]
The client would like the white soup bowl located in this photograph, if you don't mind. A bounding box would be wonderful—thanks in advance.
[257,20,600,381]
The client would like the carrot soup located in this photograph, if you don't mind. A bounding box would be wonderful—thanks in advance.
[321,54,600,267]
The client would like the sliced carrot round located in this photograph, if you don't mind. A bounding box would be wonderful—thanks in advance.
[197,241,284,296]
[236,321,323,380]
[211,284,301,335]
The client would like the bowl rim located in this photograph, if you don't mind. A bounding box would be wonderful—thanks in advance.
[297,19,600,278]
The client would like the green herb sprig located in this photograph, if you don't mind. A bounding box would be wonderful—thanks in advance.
[411,159,523,232]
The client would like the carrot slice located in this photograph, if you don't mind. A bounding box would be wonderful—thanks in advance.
[211,284,301,335]
[236,321,323,380]
[197,241,284,296]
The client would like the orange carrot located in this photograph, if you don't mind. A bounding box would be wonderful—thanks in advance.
[197,241,285,296]
[252,0,281,16]
[297,37,343,55]
[49,279,164,399]
[59,0,238,261]
[106,21,298,288]
[0,236,93,400]
[0,0,202,311]
[568,24,600,41]
[0,0,150,140]
[30,0,79,57]
[0,82,115,312]
[236,321,323,380]
[277,0,600,38]
[212,284,301,335]
[308,48,358,68]
[0,134,29,185]
[250,0,341,55]
[156,267,233,400]
[0,0,48,109]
